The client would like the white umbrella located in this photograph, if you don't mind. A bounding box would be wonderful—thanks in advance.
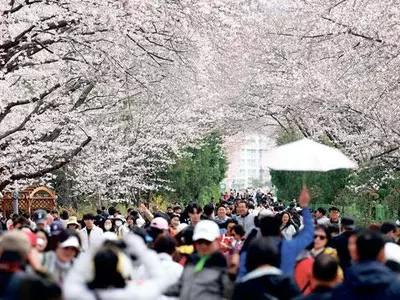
[265,138,358,172]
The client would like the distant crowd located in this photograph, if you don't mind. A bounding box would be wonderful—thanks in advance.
[1,187,400,299]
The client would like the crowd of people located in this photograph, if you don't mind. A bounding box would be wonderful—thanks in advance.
[1,186,400,299]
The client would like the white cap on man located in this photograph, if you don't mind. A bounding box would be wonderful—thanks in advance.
[193,220,220,242]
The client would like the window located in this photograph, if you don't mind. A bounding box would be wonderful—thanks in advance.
[247,159,256,167]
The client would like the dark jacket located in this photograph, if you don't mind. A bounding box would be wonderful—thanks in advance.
[233,266,301,300]
[332,260,400,299]
[238,207,314,279]
[0,252,61,300]
[167,251,234,300]
[0,269,61,300]
[300,286,333,300]
[329,231,352,272]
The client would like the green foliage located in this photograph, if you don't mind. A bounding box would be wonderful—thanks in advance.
[157,131,227,206]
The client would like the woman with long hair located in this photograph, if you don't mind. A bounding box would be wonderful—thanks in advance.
[280,212,297,240]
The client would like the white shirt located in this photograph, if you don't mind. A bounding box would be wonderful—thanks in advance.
[79,225,103,252]
[280,224,296,240]
[317,216,330,225]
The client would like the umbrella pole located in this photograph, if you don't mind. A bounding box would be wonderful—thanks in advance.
[302,172,307,187]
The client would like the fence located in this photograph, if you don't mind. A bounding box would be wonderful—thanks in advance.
[309,203,398,223]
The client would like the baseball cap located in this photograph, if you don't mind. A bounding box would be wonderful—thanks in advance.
[193,220,220,242]
[341,216,355,230]
[329,206,340,212]
[150,217,169,230]
[59,236,80,250]
[50,220,64,235]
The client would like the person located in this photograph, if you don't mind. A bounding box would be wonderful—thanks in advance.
[147,217,170,245]
[126,214,138,231]
[50,220,64,237]
[230,224,245,252]
[315,207,330,225]
[300,254,340,299]
[113,215,129,238]
[173,206,182,215]
[385,242,400,277]
[329,216,355,272]
[63,233,170,300]
[79,213,103,252]
[50,210,60,221]
[35,228,50,261]
[60,210,69,228]
[201,203,215,221]
[167,220,236,299]
[295,225,343,295]
[187,203,202,226]
[32,209,49,232]
[328,207,341,226]
[380,222,397,242]
[175,225,195,260]
[136,234,183,299]
[0,230,62,299]
[239,186,314,278]
[232,237,301,300]
[280,212,297,240]
[332,229,400,298]
[108,207,118,218]
[102,218,114,232]
[167,206,174,214]
[219,219,238,254]
[215,204,229,222]
[41,229,81,286]
[170,214,181,232]
[236,200,255,238]
[12,216,31,230]
[66,216,81,232]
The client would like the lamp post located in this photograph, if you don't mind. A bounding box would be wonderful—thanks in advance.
[13,189,18,214]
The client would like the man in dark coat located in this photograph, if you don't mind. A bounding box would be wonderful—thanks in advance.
[233,237,301,300]
[332,229,400,299]
[329,216,355,272]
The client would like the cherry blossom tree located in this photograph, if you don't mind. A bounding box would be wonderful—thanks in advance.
[238,0,400,165]
[0,0,218,191]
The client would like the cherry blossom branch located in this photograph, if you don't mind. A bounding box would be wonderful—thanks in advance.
[0,83,61,124]
[0,136,92,190]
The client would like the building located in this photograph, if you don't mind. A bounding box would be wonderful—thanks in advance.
[224,134,273,191]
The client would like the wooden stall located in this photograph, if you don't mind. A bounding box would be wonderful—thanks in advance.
[1,186,56,216]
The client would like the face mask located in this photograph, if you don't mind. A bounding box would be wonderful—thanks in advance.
[115,221,122,227]
[104,224,112,230]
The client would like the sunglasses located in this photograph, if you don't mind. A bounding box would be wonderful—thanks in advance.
[314,234,327,240]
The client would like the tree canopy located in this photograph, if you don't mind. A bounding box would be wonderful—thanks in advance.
[157,132,227,205]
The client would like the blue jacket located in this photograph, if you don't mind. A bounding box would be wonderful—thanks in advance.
[332,260,400,300]
[237,207,314,279]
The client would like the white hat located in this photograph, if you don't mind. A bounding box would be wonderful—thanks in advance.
[113,215,126,223]
[193,220,220,242]
[176,223,188,234]
[59,236,80,250]
[385,242,400,264]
